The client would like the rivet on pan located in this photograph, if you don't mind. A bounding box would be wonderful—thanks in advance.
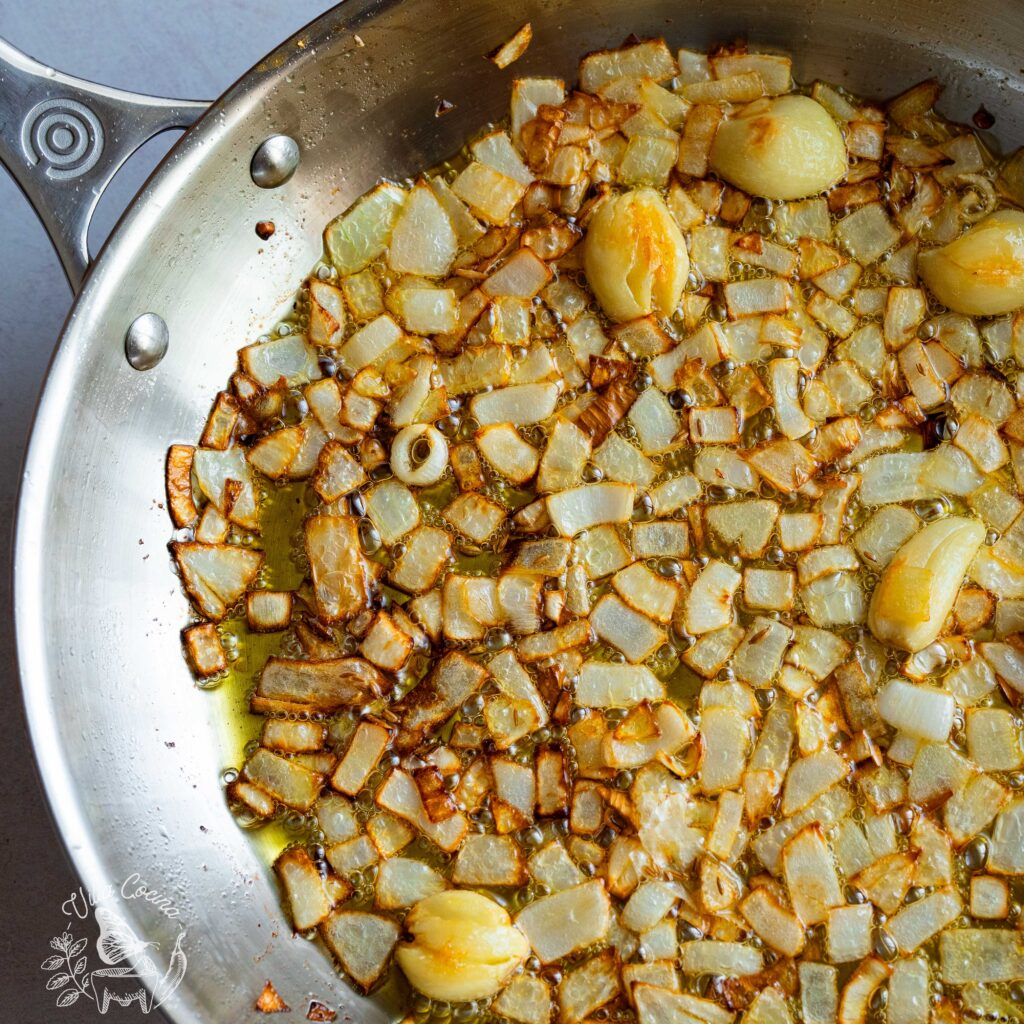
[250,134,300,188]
[125,312,169,371]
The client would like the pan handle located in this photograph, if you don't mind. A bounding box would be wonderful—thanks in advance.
[0,38,208,293]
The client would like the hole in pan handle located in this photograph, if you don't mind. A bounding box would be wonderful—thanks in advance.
[0,36,209,293]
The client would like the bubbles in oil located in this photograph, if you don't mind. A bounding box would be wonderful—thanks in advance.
[171,53,1024,1024]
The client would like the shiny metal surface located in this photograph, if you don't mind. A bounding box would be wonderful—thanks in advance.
[7,0,1024,1021]
[124,312,170,371]
[0,39,206,290]
[251,134,302,188]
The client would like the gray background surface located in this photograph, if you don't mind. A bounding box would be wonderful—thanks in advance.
[0,3,329,1020]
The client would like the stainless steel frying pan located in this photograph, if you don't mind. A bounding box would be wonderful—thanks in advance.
[5,0,1024,1020]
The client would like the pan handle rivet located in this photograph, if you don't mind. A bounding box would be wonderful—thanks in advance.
[250,134,300,188]
[125,312,169,371]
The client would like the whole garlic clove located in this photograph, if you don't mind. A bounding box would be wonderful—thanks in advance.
[395,890,529,1002]
[867,515,986,653]
[919,209,1024,315]
[709,95,847,201]
[584,188,689,323]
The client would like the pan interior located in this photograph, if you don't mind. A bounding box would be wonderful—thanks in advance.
[15,0,1024,1020]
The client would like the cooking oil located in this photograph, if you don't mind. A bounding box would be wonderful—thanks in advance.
[211,480,324,863]
[167,55,1024,1024]
[259,479,319,589]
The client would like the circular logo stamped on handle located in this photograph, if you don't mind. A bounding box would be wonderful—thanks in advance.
[21,97,104,180]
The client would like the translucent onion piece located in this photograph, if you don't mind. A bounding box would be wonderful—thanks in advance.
[324,183,406,275]
[514,881,611,964]
[321,910,401,991]
[390,424,449,485]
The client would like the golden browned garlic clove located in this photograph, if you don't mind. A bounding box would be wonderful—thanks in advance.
[709,95,847,201]
[395,890,530,1002]
[867,515,986,652]
[584,188,689,323]
[919,209,1024,315]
